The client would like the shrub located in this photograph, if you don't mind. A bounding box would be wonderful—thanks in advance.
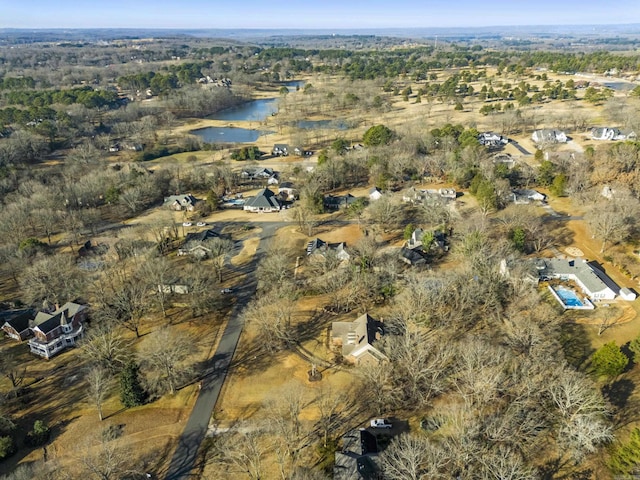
[0,436,15,459]
[24,420,50,447]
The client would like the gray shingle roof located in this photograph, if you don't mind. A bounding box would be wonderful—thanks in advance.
[244,189,281,209]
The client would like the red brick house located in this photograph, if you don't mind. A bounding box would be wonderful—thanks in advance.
[28,302,88,359]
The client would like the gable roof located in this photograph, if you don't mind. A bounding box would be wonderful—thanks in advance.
[1,309,34,334]
[244,188,281,209]
[163,194,198,207]
[332,313,387,361]
[33,302,87,335]
[184,229,219,244]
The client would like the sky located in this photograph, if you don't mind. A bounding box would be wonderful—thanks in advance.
[2,0,640,30]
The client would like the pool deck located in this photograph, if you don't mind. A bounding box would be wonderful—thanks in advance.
[548,285,595,310]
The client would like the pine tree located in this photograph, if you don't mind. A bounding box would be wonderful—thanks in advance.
[120,361,146,408]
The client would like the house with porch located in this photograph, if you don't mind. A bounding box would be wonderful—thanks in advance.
[243,188,282,213]
[28,302,88,359]
[1,309,35,341]
[163,194,199,212]
[331,313,387,365]
[478,132,509,148]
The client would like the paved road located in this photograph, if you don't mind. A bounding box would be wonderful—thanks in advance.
[164,222,284,480]
[510,140,532,156]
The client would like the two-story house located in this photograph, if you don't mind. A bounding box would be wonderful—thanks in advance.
[28,302,88,359]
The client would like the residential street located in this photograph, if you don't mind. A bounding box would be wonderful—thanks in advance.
[163,222,285,480]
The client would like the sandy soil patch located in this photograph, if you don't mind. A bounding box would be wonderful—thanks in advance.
[565,246,585,257]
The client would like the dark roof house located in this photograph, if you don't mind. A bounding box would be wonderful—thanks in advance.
[29,302,88,359]
[1,309,35,341]
[243,188,282,212]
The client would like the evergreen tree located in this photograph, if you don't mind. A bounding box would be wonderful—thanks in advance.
[591,342,628,379]
[120,361,147,408]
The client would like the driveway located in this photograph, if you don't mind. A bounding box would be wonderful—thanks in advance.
[164,221,287,480]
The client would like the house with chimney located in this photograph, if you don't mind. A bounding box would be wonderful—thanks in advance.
[28,302,88,359]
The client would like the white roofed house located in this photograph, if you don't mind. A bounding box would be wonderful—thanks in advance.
[243,188,282,213]
[28,302,88,359]
[532,129,567,144]
[369,187,383,201]
[511,189,546,205]
[535,258,620,301]
[590,127,636,141]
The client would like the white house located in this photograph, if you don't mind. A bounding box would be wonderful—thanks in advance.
[511,189,546,205]
[535,258,619,301]
[369,187,382,201]
[590,127,636,141]
[532,129,567,144]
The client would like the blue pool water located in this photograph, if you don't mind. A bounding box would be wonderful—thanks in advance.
[554,286,584,307]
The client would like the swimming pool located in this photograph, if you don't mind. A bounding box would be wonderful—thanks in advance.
[554,286,584,307]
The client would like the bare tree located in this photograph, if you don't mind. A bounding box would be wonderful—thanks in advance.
[86,366,109,421]
[586,197,638,253]
[139,327,195,395]
[138,256,174,317]
[366,195,400,232]
[0,353,27,393]
[548,369,613,461]
[79,321,131,373]
[203,237,235,283]
[100,279,149,338]
[381,433,449,480]
[212,428,266,480]
[19,255,84,307]
[315,385,349,448]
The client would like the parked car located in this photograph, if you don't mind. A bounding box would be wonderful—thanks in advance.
[370,418,392,429]
[196,222,207,227]
[220,288,232,294]
[182,222,192,227]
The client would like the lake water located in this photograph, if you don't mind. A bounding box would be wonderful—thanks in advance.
[283,80,306,92]
[603,81,635,91]
[208,98,279,122]
[191,126,273,143]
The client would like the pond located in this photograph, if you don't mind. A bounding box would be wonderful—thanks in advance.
[190,126,273,143]
[282,80,306,92]
[602,81,636,91]
[207,98,279,122]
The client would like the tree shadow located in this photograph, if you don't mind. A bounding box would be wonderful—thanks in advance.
[539,455,593,480]
[603,378,635,410]
[559,322,594,370]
